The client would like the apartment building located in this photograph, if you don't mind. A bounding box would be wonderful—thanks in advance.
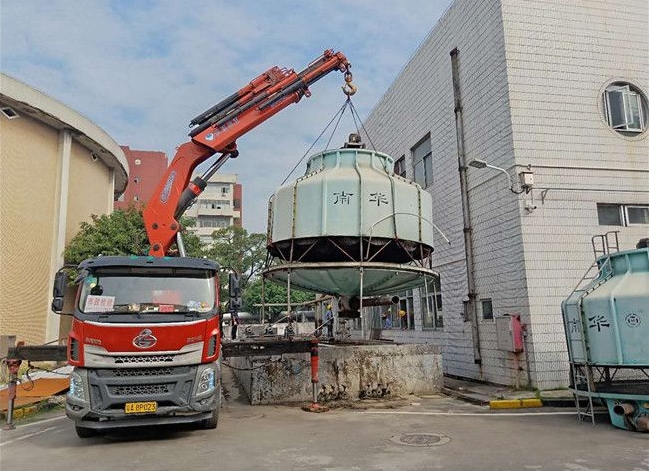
[184,173,243,245]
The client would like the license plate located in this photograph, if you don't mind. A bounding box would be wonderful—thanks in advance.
[125,401,157,414]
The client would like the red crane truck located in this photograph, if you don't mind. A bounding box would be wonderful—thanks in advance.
[51,50,354,437]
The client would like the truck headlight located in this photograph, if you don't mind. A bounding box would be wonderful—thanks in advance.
[198,368,215,394]
[68,372,85,400]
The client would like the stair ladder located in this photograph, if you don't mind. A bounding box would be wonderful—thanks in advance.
[568,231,620,424]
[571,364,595,424]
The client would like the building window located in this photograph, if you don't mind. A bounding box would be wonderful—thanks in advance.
[200,216,230,228]
[411,135,432,187]
[222,186,230,194]
[1,107,19,119]
[627,206,649,225]
[421,277,443,329]
[603,82,647,134]
[598,203,649,226]
[394,156,406,178]
[481,299,493,320]
[200,199,230,209]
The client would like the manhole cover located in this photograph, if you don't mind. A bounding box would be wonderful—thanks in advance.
[390,433,450,447]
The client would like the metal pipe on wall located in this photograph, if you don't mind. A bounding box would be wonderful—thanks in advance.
[450,47,482,365]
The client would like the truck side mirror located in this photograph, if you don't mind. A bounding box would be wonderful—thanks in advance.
[228,272,242,311]
[51,270,67,313]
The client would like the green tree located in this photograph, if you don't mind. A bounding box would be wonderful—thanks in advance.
[243,277,315,320]
[204,226,267,288]
[63,207,204,267]
[205,226,315,315]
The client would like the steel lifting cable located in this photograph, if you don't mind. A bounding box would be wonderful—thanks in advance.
[280,98,352,185]
[284,96,379,184]
[279,67,382,185]
[280,94,380,186]
[347,99,378,152]
[323,97,352,150]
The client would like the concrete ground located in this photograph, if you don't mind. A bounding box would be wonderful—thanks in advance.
[1,366,573,422]
[1,366,648,471]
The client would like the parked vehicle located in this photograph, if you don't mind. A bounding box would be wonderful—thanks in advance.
[51,50,354,437]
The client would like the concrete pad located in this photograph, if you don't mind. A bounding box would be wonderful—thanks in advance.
[229,342,442,405]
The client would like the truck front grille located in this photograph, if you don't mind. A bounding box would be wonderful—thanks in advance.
[114,355,173,364]
[97,367,184,378]
[87,365,197,411]
[110,383,173,396]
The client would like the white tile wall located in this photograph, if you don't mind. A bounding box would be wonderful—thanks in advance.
[503,0,648,388]
[362,0,648,389]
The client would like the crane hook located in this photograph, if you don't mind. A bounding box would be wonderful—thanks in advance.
[342,70,357,96]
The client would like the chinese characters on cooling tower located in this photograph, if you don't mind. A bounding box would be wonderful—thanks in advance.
[369,192,389,206]
[333,191,353,205]
[588,315,611,332]
[570,313,642,333]
[332,191,389,206]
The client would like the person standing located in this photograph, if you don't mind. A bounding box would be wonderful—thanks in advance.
[231,312,240,340]
[383,311,393,329]
[325,304,334,338]
[398,309,407,330]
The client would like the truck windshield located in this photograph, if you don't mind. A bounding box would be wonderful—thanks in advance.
[78,271,216,314]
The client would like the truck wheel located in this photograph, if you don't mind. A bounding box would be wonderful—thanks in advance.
[203,386,221,429]
[75,425,96,438]
[202,408,219,429]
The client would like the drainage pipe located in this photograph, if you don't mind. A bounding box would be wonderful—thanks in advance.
[450,47,481,365]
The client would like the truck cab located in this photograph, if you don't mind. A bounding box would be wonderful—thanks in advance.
[53,255,222,437]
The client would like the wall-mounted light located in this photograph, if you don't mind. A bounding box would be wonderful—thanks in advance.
[467,159,488,169]
[467,159,524,194]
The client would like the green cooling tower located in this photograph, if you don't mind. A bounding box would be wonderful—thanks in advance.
[267,138,433,264]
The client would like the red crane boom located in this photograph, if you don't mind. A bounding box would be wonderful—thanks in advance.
[143,49,354,257]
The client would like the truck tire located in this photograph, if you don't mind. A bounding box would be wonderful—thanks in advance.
[75,425,96,438]
[202,386,221,429]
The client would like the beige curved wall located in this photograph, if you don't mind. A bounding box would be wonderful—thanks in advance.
[67,140,114,243]
[0,111,60,343]
[0,73,127,346]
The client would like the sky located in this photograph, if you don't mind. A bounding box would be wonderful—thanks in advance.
[1,0,453,234]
